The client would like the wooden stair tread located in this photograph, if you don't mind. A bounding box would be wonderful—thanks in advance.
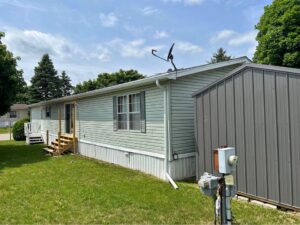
[52,141,69,146]
[43,147,55,153]
[55,138,72,142]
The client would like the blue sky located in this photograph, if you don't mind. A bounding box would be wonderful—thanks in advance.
[0,0,272,85]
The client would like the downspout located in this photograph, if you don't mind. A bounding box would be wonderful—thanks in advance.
[155,79,178,189]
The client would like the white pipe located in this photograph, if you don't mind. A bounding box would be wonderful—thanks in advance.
[166,173,179,189]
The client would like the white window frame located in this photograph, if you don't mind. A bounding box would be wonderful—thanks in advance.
[117,93,141,131]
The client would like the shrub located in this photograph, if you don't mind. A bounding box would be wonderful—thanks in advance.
[12,117,30,141]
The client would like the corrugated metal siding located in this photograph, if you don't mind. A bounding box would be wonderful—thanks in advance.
[77,85,165,154]
[170,64,244,155]
[195,66,300,209]
[78,141,165,179]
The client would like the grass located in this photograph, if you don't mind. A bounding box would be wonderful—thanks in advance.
[0,141,299,224]
[0,127,10,134]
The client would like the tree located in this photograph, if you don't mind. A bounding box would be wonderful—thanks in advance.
[74,69,145,94]
[29,54,62,103]
[60,71,73,96]
[15,77,30,104]
[253,0,300,68]
[0,32,25,115]
[209,48,232,63]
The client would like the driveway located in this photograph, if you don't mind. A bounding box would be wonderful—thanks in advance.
[0,133,11,141]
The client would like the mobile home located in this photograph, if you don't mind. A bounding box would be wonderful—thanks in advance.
[28,57,250,180]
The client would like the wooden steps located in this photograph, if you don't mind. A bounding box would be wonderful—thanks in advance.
[43,134,77,156]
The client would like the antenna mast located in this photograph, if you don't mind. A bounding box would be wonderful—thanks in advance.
[151,43,177,71]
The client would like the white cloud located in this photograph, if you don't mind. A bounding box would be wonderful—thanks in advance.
[210,29,257,47]
[142,6,159,16]
[1,27,116,84]
[154,30,169,39]
[210,29,258,58]
[176,41,203,54]
[162,0,205,6]
[0,0,43,10]
[99,12,118,27]
[3,28,84,59]
[210,29,236,43]
[228,30,257,46]
[106,38,164,58]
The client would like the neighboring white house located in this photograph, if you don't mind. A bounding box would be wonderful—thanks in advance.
[0,104,29,128]
[28,57,250,180]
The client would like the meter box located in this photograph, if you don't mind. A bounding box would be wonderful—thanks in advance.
[198,172,220,196]
[217,147,238,174]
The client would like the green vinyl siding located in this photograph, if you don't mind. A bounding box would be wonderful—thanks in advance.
[170,64,243,155]
[77,84,165,153]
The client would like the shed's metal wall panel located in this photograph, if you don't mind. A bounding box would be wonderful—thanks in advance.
[217,83,226,146]
[264,71,280,202]
[276,72,292,205]
[203,92,212,172]
[253,69,268,198]
[195,66,300,209]
[234,74,247,193]
[243,69,256,196]
[289,75,300,207]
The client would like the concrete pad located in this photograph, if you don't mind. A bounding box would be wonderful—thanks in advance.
[237,196,249,202]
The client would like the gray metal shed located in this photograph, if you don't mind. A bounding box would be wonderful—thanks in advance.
[193,63,300,210]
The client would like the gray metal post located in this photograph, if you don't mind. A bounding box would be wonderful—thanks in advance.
[226,186,232,225]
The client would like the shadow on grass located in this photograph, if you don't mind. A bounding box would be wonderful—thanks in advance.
[0,141,49,172]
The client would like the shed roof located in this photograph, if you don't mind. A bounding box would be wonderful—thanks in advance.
[29,56,250,108]
[192,63,300,97]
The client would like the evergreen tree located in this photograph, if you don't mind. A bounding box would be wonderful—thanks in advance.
[0,32,25,115]
[209,48,232,63]
[60,71,73,96]
[253,0,300,68]
[29,54,62,103]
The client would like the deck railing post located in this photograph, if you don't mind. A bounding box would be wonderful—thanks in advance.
[72,106,76,154]
[58,109,62,153]
[46,130,49,146]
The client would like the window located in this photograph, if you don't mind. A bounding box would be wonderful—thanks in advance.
[114,92,145,132]
[45,106,51,118]
[129,93,141,130]
[117,95,128,129]
[9,111,17,118]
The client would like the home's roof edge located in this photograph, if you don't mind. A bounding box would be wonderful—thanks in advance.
[29,56,250,108]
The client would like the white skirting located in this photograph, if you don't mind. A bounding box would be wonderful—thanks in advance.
[39,132,195,181]
[78,141,166,179]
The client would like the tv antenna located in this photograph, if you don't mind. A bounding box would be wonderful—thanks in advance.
[152,43,177,71]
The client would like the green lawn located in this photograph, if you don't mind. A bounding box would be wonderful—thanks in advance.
[0,141,299,224]
[0,127,10,134]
